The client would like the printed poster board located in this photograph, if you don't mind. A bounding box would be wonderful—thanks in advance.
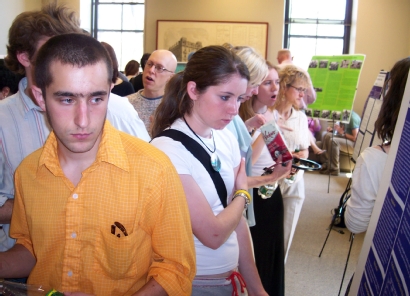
[306,54,365,123]
[352,71,388,162]
[349,70,410,295]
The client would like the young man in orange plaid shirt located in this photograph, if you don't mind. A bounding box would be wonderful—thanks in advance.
[0,33,195,296]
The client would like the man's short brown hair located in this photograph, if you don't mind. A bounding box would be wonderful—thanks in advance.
[5,3,83,75]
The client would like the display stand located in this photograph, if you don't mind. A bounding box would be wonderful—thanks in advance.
[319,178,355,296]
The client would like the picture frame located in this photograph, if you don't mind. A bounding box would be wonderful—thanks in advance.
[156,20,268,62]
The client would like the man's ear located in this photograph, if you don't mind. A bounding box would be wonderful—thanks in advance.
[31,85,46,111]
[186,81,198,101]
[1,86,10,98]
[16,51,31,68]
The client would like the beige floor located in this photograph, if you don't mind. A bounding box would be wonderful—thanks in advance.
[285,171,366,296]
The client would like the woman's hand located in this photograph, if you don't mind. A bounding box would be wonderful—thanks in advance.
[285,167,299,179]
[292,148,309,159]
[234,158,248,191]
[267,155,292,182]
[245,114,266,131]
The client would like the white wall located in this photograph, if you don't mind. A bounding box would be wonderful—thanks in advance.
[0,0,42,56]
[352,0,410,113]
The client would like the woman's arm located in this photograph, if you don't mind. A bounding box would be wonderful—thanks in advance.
[345,155,378,234]
[247,157,292,188]
[251,133,266,165]
[292,148,309,159]
[179,159,248,250]
[236,217,268,296]
[312,118,321,132]
[244,114,267,133]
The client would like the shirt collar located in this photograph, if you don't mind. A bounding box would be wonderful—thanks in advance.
[18,77,44,117]
[38,121,130,177]
[274,107,297,121]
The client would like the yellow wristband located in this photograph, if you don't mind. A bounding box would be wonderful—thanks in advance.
[233,189,251,209]
[235,189,251,203]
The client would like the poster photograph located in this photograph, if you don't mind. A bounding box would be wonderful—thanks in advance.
[156,20,268,62]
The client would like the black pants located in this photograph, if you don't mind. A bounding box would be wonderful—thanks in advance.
[250,186,285,296]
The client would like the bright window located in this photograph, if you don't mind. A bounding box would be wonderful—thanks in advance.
[91,0,145,71]
[283,0,353,69]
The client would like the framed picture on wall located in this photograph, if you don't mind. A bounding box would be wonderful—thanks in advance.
[156,20,268,62]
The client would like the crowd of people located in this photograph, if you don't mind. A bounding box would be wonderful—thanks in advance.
[0,3,407,296]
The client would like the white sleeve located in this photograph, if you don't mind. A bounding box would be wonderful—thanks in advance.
[150,137,192,175]
[299,112,311,149]
[107,93,151,142]
[345,156,377,234]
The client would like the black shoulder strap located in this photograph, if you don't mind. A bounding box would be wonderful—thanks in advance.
[155,129,227,208]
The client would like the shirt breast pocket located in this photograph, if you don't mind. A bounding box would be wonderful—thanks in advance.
[93,228,149,280]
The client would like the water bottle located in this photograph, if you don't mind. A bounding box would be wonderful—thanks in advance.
[258,166,278,199]
[258,182,278,199]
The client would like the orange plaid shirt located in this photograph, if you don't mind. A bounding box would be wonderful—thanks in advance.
[11,121,195,295]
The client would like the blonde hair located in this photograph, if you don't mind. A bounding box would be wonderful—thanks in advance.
[274,65,311,111]
[239,61,279,122]
[231,46,268,87]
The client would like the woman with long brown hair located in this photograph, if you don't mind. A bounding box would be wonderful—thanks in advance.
[345,57,410,233]
[151,46,267,296]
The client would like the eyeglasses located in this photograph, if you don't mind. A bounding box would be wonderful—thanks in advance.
[289,85,307,94]
[146,60,173,74]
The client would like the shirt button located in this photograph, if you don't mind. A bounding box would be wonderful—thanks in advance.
[68,270,73,277]
[71,232,77,239]
[72,193,78,199]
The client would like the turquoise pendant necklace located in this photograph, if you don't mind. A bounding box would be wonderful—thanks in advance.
[183,117,221,172]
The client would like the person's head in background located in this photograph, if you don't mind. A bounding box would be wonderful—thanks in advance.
[275,64,310,111]
[229,46,268,102]
[124,59,140,80]
[140,53,151,71]
[151,45,249,137]
[0,59,21,100]
[142,49,177,98]
[277,49,293,65]
[31,33,113,157]
[5,4,83,102]
[239,61,280,121]
[375,57,410,145]
[101,42,119,84]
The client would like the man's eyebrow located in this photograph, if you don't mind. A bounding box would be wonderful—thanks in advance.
[53,91,109,97]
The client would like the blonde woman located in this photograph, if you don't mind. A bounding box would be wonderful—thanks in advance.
[273,65,311,261]
[239,62,287,296]
[224,45,290,228]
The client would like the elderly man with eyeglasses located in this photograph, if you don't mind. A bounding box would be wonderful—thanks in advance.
[128,50,177,136]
